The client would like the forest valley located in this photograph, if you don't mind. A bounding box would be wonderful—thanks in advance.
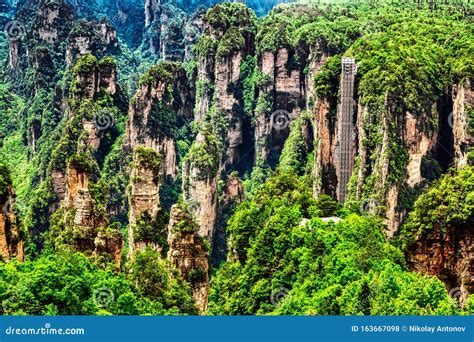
[0,0,473,315]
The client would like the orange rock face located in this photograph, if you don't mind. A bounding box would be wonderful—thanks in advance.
[0,187,23,262]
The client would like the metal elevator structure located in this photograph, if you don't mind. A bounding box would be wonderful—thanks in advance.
[337,57,357,203]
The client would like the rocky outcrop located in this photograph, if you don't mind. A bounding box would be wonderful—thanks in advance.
[407,225,473,306]
[72,54,117,99]
[145,0,160,28]
[125,62,193,180]
[128,147,165,256]
[182,132,220,241]
[32,0,73,45]
[254,48,309,164]
[452,78,474,169]
[212,173,244,265]
[215,51,245,166]
[8,40,19,70]
[167,204,209,314]
[312,97,337,197]
[51,169,67,205]
[8,0,73,71]
[58,158,123,266]
[0,187,23,262]
[142,1,204,61]
[66,20,119,67]
[192,3,258,167]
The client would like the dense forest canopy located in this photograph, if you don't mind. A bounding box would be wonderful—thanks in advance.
[0,0,472,315]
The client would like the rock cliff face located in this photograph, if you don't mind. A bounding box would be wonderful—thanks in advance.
[72,54,117,100]
[48,55,118,212]
[125,62,193,180]
[405,79,473,304]
[182,4,257,246]
[212,173,244,265]
[312,97,337,197]
[452,79,474,169]
[67,20,119,67]
[46,52,123,266]
[142,1,203,61]
[128,147,165,256]
[345,78,473,238]
[407,225,473,306]
[0,187,23,262]
[32,0,73,45]
[255,49,302,164]
[167,204,209,313]
[61,161,122,266]
[182,133,220,241]
[9,0,73,72]
[9,0,119,75]
[193,6,256,167]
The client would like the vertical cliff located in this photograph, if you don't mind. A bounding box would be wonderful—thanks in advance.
[125,62,193,180]
[167,204,209,313]
[53,154,123,266]
[0,169,23,262]
[402,166,474,306]
[212,172,244,265]
[182,132,220,241]
[181,3,257,244]
[452,78,474,169]
[142,1,195,61]
[128,147,168,257]
[193,2,257,167]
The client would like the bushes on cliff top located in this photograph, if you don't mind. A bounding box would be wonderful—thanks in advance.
[204,2,257,33]
[399,166,474,250]
[195,2,257,60]
[72,53,98,76]
[137,62,181,88]
[215,27,246,60]
[313,54,341,101]
[133,146,162,181]
[184,132,221,180]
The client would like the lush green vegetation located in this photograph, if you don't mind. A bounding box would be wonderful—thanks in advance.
[208,170,466,315]
[399,166,474,249]
[0,250,196,315]
[0,0,472,316]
